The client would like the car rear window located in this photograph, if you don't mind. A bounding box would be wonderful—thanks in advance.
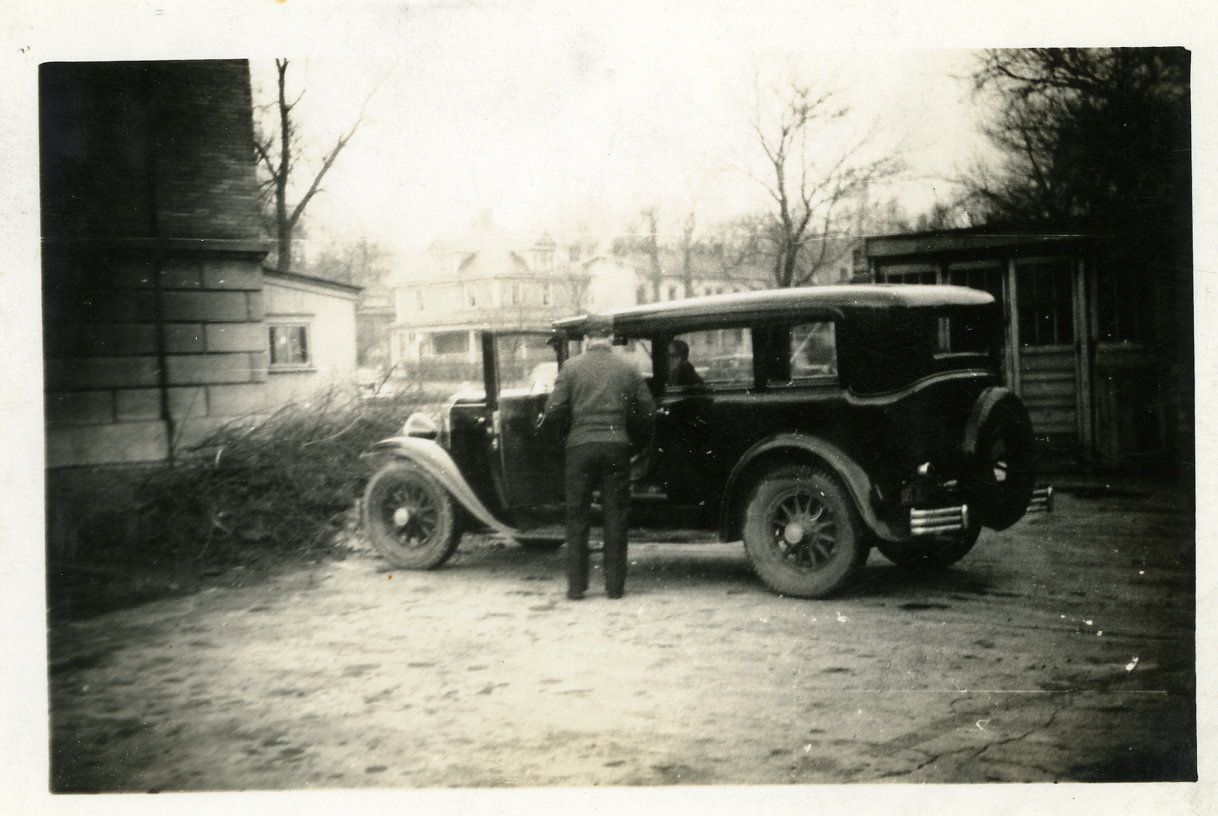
[838,305,999,393]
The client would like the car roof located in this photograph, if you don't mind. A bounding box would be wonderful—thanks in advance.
[553,284,995,336]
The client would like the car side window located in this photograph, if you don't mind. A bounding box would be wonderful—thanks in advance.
[670,328,753,390]
[766,322,837,386]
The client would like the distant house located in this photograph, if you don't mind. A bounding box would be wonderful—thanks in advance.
[388,216,590,378]
[857,226,1192,470]
[389,219,774,383]
[40,60,362,467]
[354,284,395,369]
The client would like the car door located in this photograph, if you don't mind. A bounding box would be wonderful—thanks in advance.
[650,328,754,505]
[481,331,567,508]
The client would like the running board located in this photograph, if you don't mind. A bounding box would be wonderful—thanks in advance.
[910,504,969,536]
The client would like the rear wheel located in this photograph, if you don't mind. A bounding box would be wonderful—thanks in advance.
[742,466,864,598]
[363,462,461,569]
[875,527,980,570]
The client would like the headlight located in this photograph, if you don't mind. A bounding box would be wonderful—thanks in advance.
[403,412,439,439]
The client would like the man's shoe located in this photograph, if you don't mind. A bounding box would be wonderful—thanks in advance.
[606,591,623,600]
[567,590,585,601]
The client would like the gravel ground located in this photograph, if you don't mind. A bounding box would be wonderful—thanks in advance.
[45,481,1196,794]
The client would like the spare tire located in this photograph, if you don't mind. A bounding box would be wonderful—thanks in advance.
[961,388,1036,531]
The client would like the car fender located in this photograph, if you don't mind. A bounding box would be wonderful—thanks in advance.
[720,433,904,543]
[367,437,519,539]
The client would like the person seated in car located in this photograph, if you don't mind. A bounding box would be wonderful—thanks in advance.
[667,339,704,388]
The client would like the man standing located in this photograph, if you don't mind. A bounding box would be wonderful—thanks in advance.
[541,316,655,600]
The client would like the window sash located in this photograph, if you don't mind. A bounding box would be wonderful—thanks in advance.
[269,324,310,366]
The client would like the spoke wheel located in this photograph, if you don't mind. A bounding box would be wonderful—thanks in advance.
[742,465,863,598]
[876,527,981,570]
[363,462,460,569]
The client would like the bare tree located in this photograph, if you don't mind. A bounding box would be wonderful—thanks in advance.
[965,48,1189,235]
[747,78,899,287]
[640,206,664,301]
[678,208,697,298]
[308,233,391,288]
[253,59,382,274]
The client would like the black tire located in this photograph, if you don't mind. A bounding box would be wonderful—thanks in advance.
[962,389,1036,531]
[742,466,864,599]
[363,462,461,569]
[875,527,981,570]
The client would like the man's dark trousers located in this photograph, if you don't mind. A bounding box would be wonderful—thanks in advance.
[564,441,632,598]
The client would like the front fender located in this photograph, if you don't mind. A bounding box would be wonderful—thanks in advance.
[368,437,519,539]
[721,433,905,543]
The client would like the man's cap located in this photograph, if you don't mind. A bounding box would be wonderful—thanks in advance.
[582,314,614,338]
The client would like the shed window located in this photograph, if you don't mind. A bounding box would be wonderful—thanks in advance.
[1017,260,1074,346]
[1096,258,1154,344]
[880,265,938,285]
[269,324,310,366]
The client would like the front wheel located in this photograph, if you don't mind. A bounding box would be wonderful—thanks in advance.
[363,462,461,569]
[875,528,980,570]
[742,466,865,599]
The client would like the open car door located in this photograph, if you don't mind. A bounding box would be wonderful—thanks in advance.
[482,331,567,508]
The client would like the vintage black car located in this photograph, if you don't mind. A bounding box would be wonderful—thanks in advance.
[362,285,1052,598]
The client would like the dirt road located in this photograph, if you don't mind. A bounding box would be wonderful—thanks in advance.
[47,482,1195,790]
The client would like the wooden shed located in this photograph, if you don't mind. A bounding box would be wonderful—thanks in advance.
[857,227,1191,472]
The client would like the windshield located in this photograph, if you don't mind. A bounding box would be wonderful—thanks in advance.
[494,333,558,393]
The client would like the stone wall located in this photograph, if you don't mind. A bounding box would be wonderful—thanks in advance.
[41,60,271,466]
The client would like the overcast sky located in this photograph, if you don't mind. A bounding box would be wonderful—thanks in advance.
[251,6,999,257]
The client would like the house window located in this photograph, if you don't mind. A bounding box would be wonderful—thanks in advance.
[432,331,469,355]
[533,249,555,271]
[464,284,477,308]
[415,289,425,311]
[510,281,521,306]
[269,324,310,367]
[667,285,678,301]
[636,286,647,304]
[542,282,552,306]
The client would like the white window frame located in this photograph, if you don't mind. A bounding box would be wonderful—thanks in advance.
[268,322,313,371]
